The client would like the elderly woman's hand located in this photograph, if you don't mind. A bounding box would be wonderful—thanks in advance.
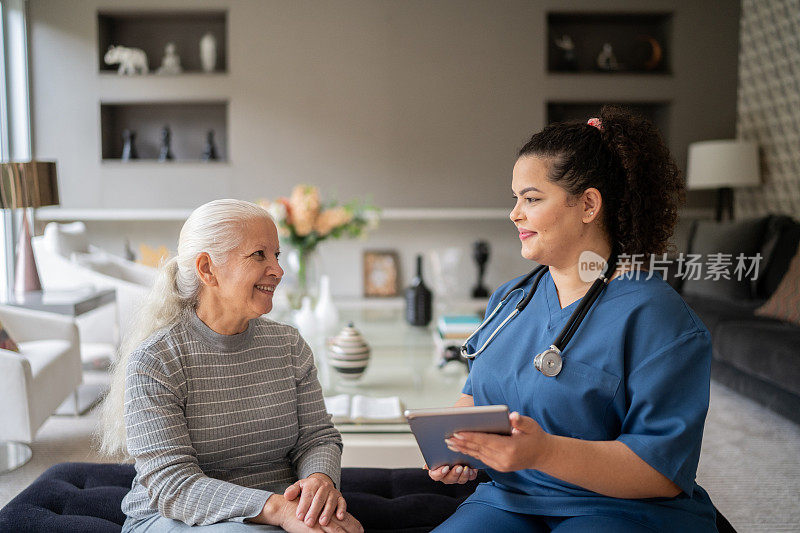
[284,472,347,528]
[444,411,551,472]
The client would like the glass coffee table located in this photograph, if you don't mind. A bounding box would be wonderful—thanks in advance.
[299,305,473,467]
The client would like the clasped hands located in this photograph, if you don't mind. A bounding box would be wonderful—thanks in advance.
[259,473,363,532]
[427,411,550,483]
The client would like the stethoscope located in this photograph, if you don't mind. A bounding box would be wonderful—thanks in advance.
[461,254,618,378]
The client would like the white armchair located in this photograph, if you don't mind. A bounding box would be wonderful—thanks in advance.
[0,305,82,472]
[31,223,155,360]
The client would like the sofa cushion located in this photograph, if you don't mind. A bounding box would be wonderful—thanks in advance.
[756,215,800,299]
[682,217,769,301]
[0,463,487,533]
[682,293,775,334]
[713,320,800,397]
[755,242,800,326]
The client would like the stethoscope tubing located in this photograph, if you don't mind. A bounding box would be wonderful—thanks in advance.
[461,256,617,369]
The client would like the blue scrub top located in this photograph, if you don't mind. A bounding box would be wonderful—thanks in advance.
[462,270,718,531]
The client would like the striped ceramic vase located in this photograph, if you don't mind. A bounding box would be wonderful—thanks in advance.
[327,323,371,380]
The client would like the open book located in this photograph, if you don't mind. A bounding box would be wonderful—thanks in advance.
[324,394,405,424]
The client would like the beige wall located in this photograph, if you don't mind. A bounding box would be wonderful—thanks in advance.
[28,0,741,296]
[29,0,740,210]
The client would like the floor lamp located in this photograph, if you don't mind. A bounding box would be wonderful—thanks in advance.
[686,140,760,222]
[0,161,60,297]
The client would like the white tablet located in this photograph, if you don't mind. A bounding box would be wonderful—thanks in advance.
[404,405,511,470]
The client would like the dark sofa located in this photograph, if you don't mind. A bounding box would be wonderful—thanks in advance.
[0,463,736,532]
[671,214,800,425]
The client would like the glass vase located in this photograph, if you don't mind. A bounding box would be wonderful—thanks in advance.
[285,247,319,309]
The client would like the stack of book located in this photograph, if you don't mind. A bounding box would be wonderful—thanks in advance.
[436,315,483,340]
[432,314,482,360]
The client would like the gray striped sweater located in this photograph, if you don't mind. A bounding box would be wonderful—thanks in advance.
[121,310,342,526]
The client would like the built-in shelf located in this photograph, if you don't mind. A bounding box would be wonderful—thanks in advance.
[98,10,227,74]
[100,101,228,162]
[34,207,713,223]
[547,12,672,74]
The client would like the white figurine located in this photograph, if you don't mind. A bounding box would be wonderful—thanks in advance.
[596,43,619,72]
[104,45,149,75]
[199,33,217,73]
[156,42,182,75]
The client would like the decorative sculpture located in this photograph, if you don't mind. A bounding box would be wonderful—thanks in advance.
[202,129,218,161]
[471,240,490,298]
[553,34,578,71]
[121,129,138,161]
[596,43,619,72]
[104,45,149,75]
[158,126,174,161]
[156,42,182,75]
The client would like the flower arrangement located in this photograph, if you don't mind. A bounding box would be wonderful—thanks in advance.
[258,185,379,302]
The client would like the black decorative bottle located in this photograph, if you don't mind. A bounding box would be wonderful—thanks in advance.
[405,254,432,326]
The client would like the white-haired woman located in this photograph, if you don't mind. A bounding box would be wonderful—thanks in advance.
[100,199,363,533]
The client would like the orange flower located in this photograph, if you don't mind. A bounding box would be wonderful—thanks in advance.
[289,185,320,236]
[314,207,352,236]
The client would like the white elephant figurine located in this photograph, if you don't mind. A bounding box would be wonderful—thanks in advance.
[104,45,149,75]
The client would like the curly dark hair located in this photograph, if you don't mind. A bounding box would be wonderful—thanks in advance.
[518,105,684,258]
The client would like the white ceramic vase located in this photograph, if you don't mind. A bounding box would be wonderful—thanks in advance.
[199,33,217,73]
[315,275,339,334]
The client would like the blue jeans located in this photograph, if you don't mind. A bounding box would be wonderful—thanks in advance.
[122,514,283,532]
[432,502,659,532]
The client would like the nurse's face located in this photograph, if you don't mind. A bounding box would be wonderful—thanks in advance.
[509,156,589,267]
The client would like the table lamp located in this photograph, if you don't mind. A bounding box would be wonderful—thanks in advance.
[686,140,760,221]
[0,161,60,294]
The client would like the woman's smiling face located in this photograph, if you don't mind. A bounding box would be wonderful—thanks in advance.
[210,216,284,322]
[509,156,589,267]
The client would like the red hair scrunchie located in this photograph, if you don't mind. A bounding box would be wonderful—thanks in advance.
[587,117,603,131]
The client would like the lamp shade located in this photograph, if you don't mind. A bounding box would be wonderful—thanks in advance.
[686,140,760,190]
[0,161,59,209]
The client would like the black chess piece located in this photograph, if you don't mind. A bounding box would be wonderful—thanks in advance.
[124,238,136,262]
[121,129,138,161]
[472,240,490,298]
[202,129,218,161]
[159,126,174,161]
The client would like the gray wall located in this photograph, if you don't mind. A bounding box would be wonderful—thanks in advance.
[27,0,740,296]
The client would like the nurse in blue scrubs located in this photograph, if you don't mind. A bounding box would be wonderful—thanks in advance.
[429,106,718,532]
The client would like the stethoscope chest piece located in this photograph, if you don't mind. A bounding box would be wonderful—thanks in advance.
[534,345,563,377]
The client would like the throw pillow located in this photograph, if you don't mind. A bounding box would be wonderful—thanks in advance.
[755,242,800,326]
[0,320,20,352]
[681,217,768,301]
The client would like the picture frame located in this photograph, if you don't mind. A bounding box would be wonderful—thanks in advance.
[363,250,401,297]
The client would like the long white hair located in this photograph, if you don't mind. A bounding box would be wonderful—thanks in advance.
[98,199,272,457]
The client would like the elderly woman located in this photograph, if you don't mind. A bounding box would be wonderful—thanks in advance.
[428,107,719,532]
[100,199,362,533]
